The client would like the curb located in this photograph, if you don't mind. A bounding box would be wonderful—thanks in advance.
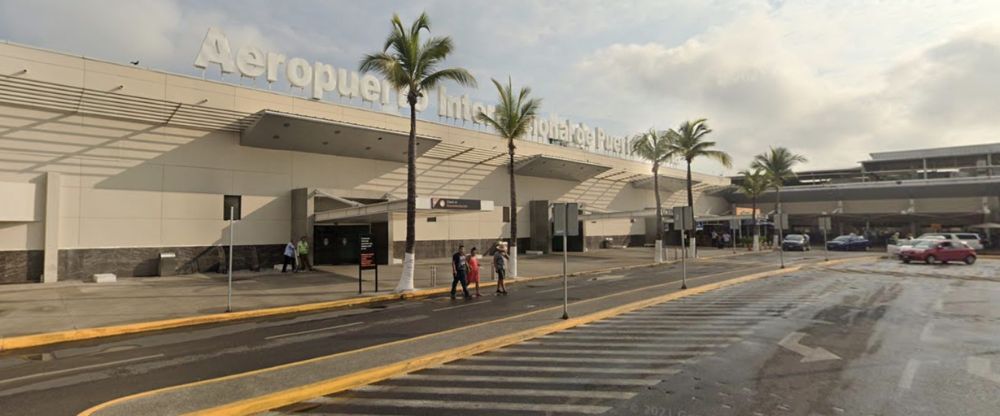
[0,251,751,352]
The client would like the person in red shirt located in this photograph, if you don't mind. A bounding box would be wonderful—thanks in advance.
[467,247,482,297]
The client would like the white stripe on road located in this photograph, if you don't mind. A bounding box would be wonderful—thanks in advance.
[607,316,762,322]
[400,373,659,386]
[498,348,716,357]
[443,364,680,375]
[537,285,579,294]
[585,323,748,330]
[546,334,742,342]
[467,355,691,365]
[521,341,731,349]
[568,329,753,336]
[265,322,365,340]
[354,385,638,400]
[432,300,491,312]
[898,359,920,391]
[0,354,164,385]
[311,397,611,414]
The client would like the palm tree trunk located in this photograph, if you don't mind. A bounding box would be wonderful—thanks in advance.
[652,163,663,262]
[507,137,518,277]
[752,196,759,251]
[395,98,418,292]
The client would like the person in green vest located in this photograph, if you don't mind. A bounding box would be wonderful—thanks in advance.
[296,236,312,272]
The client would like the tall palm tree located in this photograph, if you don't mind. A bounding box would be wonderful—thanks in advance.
[751,147,808,250]
[476,77,541,278]
[667,119,732,253]
[666,119,733,210]
[631,128,674,262]
[737,168,769,250]
[360,12,476,292]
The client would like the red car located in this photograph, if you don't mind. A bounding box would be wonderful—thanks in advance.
[899,240,977,265]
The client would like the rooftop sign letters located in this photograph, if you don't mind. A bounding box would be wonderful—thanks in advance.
[194,27,633,159]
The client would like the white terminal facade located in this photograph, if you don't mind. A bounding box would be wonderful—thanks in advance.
[0,33,730,284]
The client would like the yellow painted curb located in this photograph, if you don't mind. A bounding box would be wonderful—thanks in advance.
[184,266,804,416]
[1,251,749,353]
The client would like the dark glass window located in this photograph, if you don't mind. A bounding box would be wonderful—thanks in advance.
[502,206,511,223]
[224,195,242,220]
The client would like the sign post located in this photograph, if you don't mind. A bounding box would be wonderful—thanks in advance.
[818,216,832,262]
[359,234,378,293]
[729,218,739,254]
[674,206,694,290]
[227,206,234,313]
[553,202,578,320]
[775,213,789,268]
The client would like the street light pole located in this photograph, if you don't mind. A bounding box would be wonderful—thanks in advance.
[227,206,234,313]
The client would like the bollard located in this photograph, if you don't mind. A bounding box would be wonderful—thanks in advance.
[431,266,437,287]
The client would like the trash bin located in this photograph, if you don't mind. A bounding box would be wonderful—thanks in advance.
[159,252,177,277]
[601,237,614,249]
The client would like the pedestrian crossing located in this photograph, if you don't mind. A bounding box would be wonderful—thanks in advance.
[262,275,832,415]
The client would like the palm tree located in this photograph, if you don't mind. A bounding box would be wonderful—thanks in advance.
[667,119,732,253]
[476,77,541,278]
[360,12,476,292]
[631,128,674,262]
[751,147,808,252]
[737,168,769,251]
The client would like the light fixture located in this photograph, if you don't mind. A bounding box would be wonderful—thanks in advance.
[283,122,290,127]
[272,135,280,139]
[365,146,372,150]
[322,141,329,145]
[334,130,341,134]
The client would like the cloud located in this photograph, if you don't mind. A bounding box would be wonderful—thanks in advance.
[570,9,1000,174]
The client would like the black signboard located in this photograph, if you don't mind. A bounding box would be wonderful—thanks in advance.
[359,234,377,293]
[431,198,481,210]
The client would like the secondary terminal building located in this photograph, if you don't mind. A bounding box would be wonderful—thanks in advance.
[0,39,731,284]
[725,143,1000,245]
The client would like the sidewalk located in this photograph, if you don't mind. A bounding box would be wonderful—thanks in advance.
[0,247,741,339]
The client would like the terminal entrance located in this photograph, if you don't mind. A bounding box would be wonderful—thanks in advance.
[314,223,388,265]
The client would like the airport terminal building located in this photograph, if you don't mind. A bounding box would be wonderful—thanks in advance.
[726,143,1000,245]
[0,40,731,284]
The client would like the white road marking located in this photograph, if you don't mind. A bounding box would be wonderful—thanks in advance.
[585,323,748,330]
[265,322,365,340]
[400,373,660,386]
[777,332,840,363]
[443,364,680,375]
[309,397,612,414]
[521,341,731,349]
[0,354,164,385]
[497,348,715,357]
[967,357,1000,384]
[432,300,491,312]
[354,385,638,399]
[569,329,753,336]
[547,334,742,342]
[898,359,920,391]
[608,316,762,322]
[537,285,579,294]
[467,355,690,364]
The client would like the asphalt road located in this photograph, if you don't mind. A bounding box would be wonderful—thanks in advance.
[0,250,818,416]
[269,258,1000,416]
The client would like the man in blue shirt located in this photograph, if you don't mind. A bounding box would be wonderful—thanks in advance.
[451,245,471,299]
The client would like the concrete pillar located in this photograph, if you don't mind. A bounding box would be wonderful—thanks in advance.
[43,172,60,283]
[291,188,315,263]
[529,200,551,254]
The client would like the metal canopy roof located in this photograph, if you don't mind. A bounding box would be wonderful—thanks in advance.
[241,110,440,163]
[512,154,612,182]
[727,176,1000,204]
[868,142,1000,162]
[315,197,494,223]
[630,175,694,192]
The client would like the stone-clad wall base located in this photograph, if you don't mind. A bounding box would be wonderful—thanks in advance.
[0,250,43,284]
[57,245,285,281]
[393,239,511,261]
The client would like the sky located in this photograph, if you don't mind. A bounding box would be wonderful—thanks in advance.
[2,0,999,175]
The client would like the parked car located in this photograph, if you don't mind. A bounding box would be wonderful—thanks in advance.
[826,235,870,251]
[782,234,810,251]
[899,240,977,265]
[916,233,984,251]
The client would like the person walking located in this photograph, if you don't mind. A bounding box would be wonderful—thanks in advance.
[282,239,296,273]
[467,247,482,297]
[296,236,312,272]
[451,245,471,299]
[494,245,508,295]
[722,231,732,248]
[711,230,720,249]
